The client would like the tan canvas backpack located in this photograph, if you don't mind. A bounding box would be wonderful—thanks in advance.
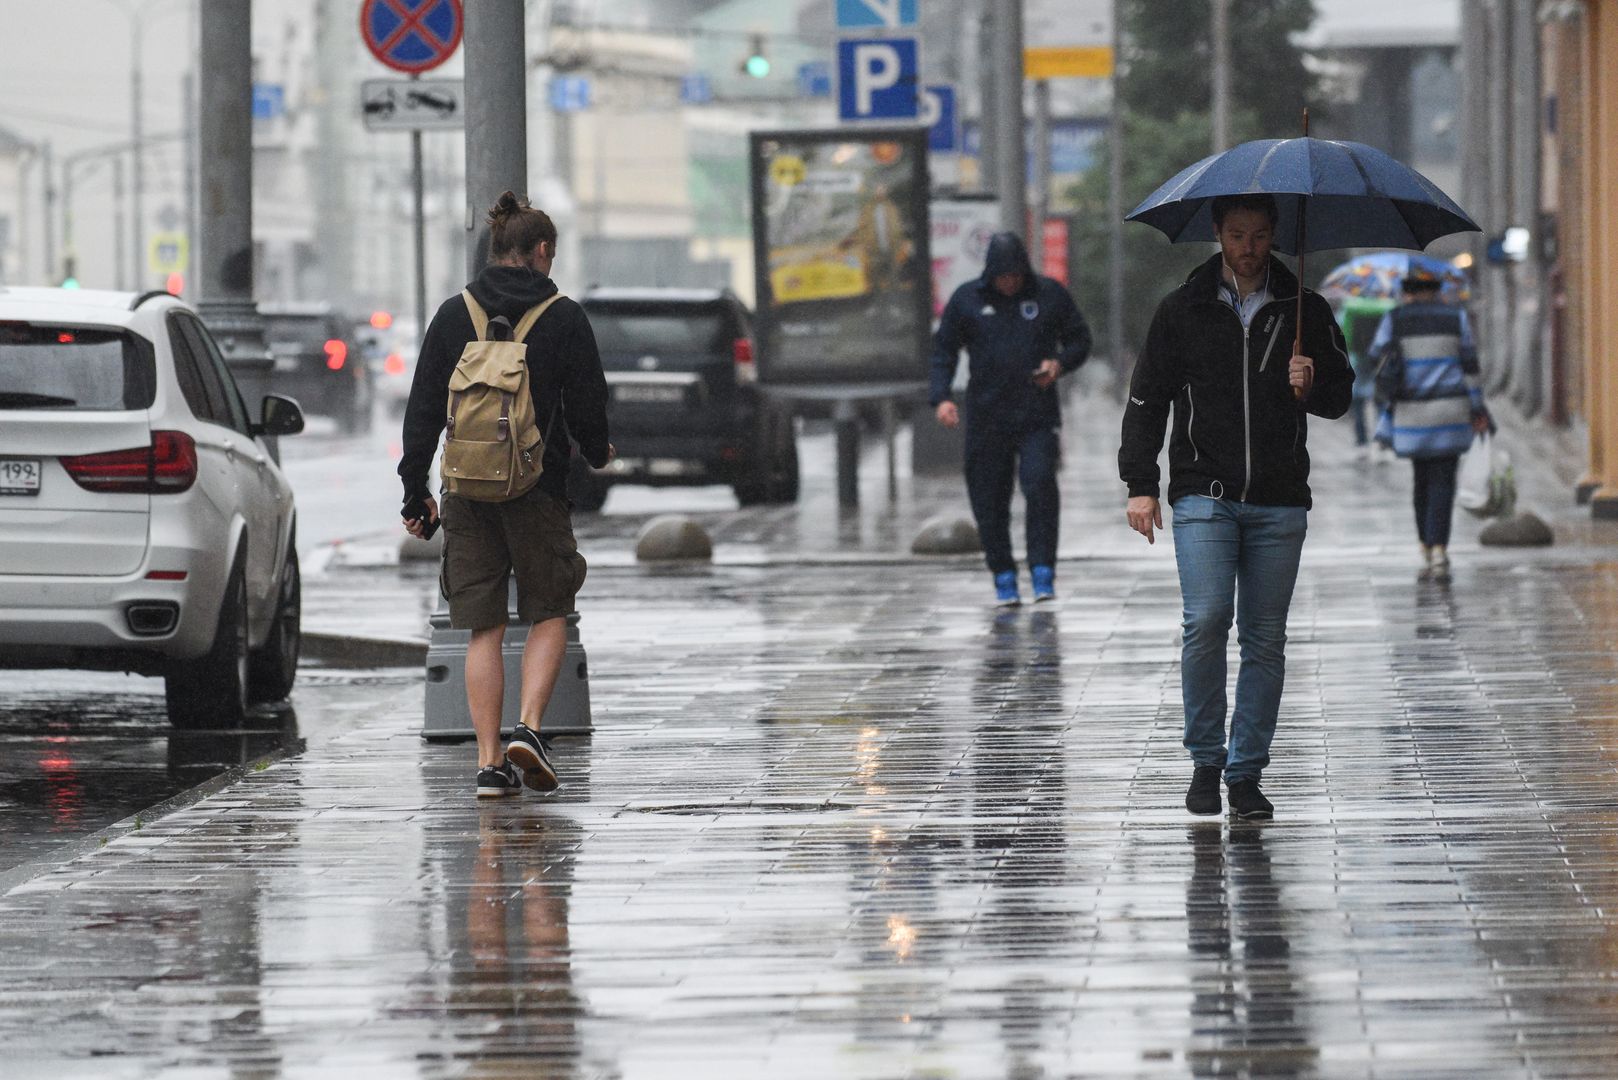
[442,290,562,502]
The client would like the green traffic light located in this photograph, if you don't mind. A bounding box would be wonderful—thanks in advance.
[746,54,770,78]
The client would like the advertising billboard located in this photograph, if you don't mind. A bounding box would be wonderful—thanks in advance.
[750,127,931,387]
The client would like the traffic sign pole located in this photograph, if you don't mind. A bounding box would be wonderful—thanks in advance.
[412,90,427,357]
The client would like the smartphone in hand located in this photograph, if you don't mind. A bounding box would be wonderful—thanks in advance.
[402,495,440,541]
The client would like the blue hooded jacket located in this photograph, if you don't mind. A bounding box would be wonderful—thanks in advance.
[929,231,1092,432]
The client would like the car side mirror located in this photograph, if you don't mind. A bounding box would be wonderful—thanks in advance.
[257,393,305,436]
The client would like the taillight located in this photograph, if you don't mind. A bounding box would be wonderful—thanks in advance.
[733,338,757,384]
[60,431,197,494]
[324,339,347,371]
[384,352,406,376]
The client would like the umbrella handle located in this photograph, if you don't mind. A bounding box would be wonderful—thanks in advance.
[1293,108,1309,402]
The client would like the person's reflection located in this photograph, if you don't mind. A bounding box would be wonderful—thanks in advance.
[454,812,586,1077]
[1185,825,1315,1077]
[969,607,1071,1068]
[1413,571,1457,642]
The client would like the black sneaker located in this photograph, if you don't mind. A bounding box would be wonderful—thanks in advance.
[476,761,522,798]
[1186,765,1223,815]
[1227,778,1274,820]
[505,724,559,792]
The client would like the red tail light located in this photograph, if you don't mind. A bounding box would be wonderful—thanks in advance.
[384,352,406,376]
[324,338,348,371]
[733,338,757,384]
[61,431,198,493]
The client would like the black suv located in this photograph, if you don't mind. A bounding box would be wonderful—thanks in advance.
[260,302,372,435]
[572,288,798,512]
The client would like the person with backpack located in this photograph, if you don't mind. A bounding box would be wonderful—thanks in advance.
[399,191,611,799]
[1369,266,1490,573]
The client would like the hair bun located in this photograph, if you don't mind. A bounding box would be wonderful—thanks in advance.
[487,190,526,226]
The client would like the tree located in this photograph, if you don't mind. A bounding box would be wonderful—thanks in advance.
[1071,0,1321,362]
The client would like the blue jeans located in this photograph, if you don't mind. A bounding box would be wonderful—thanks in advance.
[963,425,1060,574]
[1171,497,1308,784]
[1411,455,1459,547]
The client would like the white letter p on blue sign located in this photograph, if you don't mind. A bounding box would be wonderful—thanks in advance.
[837,37,918,121]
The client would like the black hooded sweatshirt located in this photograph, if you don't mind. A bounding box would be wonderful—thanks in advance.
[929,231,1091,433]
[398,264,611,505]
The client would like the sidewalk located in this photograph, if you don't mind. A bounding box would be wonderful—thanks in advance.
[4,392,1618,1078]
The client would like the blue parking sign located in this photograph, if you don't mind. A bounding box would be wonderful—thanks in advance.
[835,0,918,29]
[923,85,957,152]
[837,37,919,121]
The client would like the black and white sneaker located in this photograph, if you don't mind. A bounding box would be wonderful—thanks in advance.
[505,724,559,792]
[476,761,522,798]
[1227,779,1274,820]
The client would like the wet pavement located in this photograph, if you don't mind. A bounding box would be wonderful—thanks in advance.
[4,390,1618,1077]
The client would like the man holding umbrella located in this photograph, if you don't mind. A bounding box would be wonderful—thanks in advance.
[1119,193,1353,820]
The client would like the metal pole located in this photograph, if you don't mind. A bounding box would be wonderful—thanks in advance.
[132,19,145,291]
[977,2,997,195]
[113,155,126,291]
[42,141,55,285]
[1031,78,1051,265]
[1211,0,1231,151]
[991,0,1025,238]
[195,0,271,412]
[183,69,196,292]
[463,0,528,278]
[835,399,860,508]
[62,161,75,284]
[1107,0,1126,380]
[411,69,428,345]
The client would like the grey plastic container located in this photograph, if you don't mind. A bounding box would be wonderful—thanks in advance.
[421,580,593,740]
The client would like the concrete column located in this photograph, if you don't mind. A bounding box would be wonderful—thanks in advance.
[1031,79,1051,264]
[1211,0,1232,152]
[1510,0,1544,416]
[1582,4,1618,517]
[991,0,1025,239]
[463,0,528,278]
[194,0,271,410]
[1107,0,1125,377]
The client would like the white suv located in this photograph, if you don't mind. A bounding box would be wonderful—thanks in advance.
[0,287,305,727]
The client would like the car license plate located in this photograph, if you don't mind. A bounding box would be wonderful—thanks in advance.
[615,384,686,404]
[0,457,41,495]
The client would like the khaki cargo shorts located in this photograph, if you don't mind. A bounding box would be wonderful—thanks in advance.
[439,487,587,630]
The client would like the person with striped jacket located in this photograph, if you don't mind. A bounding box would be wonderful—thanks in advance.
[1369,267,1491,572]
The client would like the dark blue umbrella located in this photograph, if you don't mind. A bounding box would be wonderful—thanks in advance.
[1127,129,1478,399]
[1125,136,1479,253]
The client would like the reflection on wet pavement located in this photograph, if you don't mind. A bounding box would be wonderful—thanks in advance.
[0,670,414,872]
[2,392,1618,1076]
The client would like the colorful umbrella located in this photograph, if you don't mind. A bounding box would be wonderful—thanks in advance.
[1318,251,1471,304]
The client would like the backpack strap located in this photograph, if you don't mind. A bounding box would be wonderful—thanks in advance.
[462,290,490,341]
[512,293,565,344]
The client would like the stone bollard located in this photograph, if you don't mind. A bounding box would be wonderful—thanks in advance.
[910,513,981,555]
[1479,511,1554,547]
[635,514,713,562]
[399,528,445,561]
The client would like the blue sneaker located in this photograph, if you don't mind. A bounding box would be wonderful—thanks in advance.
[993,570,1021,607]
[1031,564,1056,602]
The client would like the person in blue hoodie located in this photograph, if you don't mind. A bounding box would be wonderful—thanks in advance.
[930,232,1092,605]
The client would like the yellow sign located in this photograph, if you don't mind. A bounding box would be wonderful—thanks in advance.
[1023,46,1114,80]
[148,232,189,274]
[770,154,807,187]
[770,249,868,304]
